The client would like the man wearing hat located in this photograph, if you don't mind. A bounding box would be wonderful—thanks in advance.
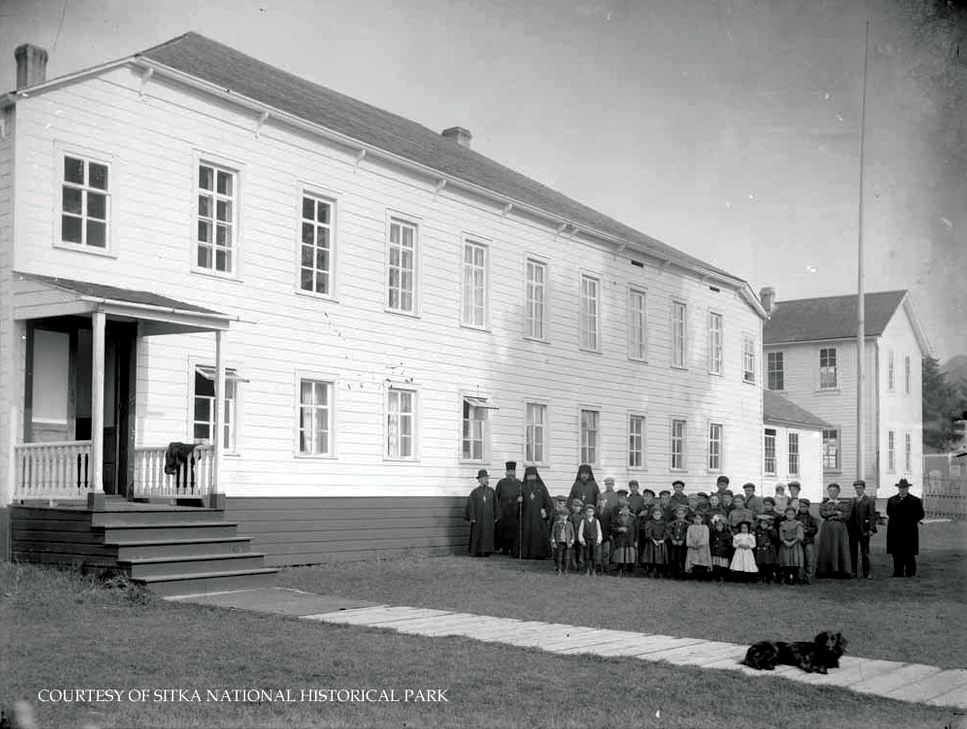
[465,469,498,557]
[886,478,925,577]
[848,479,877,579]
[494,461,522,556]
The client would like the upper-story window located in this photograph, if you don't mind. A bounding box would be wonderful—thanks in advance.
[196,162,237,274]
[672,301,687,368]
[628,289,647,361]
[820,347,838,389]
[708,312,723,375]
[767,351,784,391]
[61,155,109,249]
[525,259,546,340]
[887,350,896,391]
[299,194,334,296]
[904,356,911,394]
[742,334,756,384]
[580,275,600,352]
[461,240,487,328]
[387,217,418,314]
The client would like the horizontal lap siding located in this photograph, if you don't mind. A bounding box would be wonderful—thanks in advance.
[10,68,764,506]
[225,496,468,565]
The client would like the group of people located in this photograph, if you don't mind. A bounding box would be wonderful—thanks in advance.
[465,463,926,581]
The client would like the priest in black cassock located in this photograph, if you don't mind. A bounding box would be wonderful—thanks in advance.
[465,469,498,557]
[494,461,522,555]
[520,465,553,559]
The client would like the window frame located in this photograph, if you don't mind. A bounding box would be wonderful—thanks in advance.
[887,430,896,473]
[579,273,601,353]
[904,431,912,473]
[191,364,241,454]
[524,257,548,342]
[385,385,418,461]
[525,401,548,465]
[707,311,723,375]
[58,150,113,253]
[671,300,688,369]
[460,394,495,463]
[764,427,777,475]
[767,351,785,391]
[904,356,911,394]
[296,376,334,458]
[296,188,337,300]
[193,156,241,277]
[742,333,757,384]
[788,432,800,476]
[385,214,420,316]
[628,287,648,362]
[822,427,840,472]
[628,413,646,470]
[707,422,723,472]
[580,407,600,465]
[887,350,896,392]
[819,347,838,390]
[670,417,687,471]
[460,237,489,330]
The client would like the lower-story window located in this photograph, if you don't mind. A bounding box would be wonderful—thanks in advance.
[299,379,332,456]
[193,366,238,452]
[387,387,416,459]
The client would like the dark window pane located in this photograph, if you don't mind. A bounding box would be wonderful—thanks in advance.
[316,249,328,271]
[198,195,211,218]
[62,187,83,214]
[86,221,106,248]
[216,170,232,195]
[302,222,315,245]
[301,245,314,266]
[316,275,328,294]
[197,245,211,268]
[197,220,211,243]
[62,215,82,243]
[302,197,314,220]
[317,227,329,249]
[300,269,313,291]
[87,192,106,220]
[317,202,330,224]
[89,163,108,190]
[195,372,215,396]
[64,157,84,184]
[198,165,213,190]
[193,423,210,441]
[216,199,231,222]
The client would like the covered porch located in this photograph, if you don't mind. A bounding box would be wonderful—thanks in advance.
[7,272,234,508]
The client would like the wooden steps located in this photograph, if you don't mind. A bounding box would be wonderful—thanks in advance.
[9,503,278,595]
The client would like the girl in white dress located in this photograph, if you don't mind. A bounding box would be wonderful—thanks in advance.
[729,521,758,582]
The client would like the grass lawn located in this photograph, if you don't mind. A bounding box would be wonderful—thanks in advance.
[0,522,963,729]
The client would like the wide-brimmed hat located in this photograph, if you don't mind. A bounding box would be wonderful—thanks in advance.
[476,469,489,479]
[896,478,912,489]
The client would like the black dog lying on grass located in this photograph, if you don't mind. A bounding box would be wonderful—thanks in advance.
[742,631,848,674]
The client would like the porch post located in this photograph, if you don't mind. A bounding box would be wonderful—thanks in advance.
[211,329,224,507]
[88,310,106,510]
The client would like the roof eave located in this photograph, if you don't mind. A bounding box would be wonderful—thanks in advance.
[900,294,935,358]
[1,57,133,109]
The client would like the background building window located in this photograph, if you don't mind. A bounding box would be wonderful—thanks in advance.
[888,430,896,473]
[767,352,784,391]
[904,356,911,394]
[708,422,723,471]
[887,351,896,391]
[742,335,756,384]
[299,194,333,295]
[62,155,109,249]
[822,428,839,471]
[788,432,800,475]
[905,432,912,473]
[708,312,723,374]
[764,428,776,475]
[670,418,686,470]
[820,348,838,389]
[299,379,332,455]
[580,409,599,464]
[628,415,645,468]
[526,402,546,463]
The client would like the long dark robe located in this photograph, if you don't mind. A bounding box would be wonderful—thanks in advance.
[567,466,599,510]
[520,477,553,559]
[465,484,497,556]
[494,476,522,554]
[886,493,924,556]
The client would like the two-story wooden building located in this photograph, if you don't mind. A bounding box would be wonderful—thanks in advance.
[1,33,769,578]
[762,289,932,501]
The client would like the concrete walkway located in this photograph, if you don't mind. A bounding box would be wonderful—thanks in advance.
[169,587,967,711]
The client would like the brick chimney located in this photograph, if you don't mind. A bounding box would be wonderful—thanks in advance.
[441,126,472,149]
[15,44,49,90]
[760,286,776,314]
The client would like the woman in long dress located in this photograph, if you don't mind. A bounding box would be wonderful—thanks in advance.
[815,483,853,578]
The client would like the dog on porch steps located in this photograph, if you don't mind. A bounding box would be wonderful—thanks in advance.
[742,631,848,674]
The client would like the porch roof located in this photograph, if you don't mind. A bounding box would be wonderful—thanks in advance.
[13,272,233,335]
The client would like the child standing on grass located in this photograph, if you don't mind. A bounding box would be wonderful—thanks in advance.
[730,521,758,583]
[709,515,733,581]
[778,506,804,584]
[611,504,638,575]
[667,505,690,580]
[568,498,585,573]
[577,503,603,576]
[754,513,779,583]
[684,512,711,579]
[640,507,668,578]
[550,506,575,575]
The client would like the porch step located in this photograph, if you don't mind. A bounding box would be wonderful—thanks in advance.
[100,522,239,541]
[113,536,252,560]
[120,552,269,579]
[132,568,279,597]
[91,509,224,527]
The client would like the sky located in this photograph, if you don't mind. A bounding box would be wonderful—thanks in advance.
[1,0,965,361]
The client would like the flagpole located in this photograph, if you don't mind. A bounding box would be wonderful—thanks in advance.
[856,20,870,484]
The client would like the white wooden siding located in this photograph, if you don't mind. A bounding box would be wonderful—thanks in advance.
[4,67,765,499]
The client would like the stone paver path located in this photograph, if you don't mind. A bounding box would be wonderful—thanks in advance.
[170,588,967,711]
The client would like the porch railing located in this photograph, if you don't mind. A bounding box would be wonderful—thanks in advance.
[133,444,215,499]
[14,441,92,501]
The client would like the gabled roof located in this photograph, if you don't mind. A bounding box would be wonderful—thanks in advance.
[111,32,754,307]
[763,290,925,346]
[762,390,831,430]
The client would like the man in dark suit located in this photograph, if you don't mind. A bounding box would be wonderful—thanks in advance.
[848,479,877,578]
[886,478,925,577]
